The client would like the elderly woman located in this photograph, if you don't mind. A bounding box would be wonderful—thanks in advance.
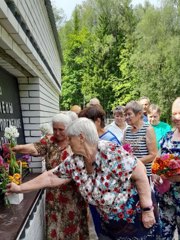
[154,97,180,239]
[12,113,89,240]
[7,118,161,240]
[79,105,121,236]
[105,106,128,144]
[124,101,158,178]
[147,104,171,149]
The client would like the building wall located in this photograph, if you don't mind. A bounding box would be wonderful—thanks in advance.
[0,0,62,172]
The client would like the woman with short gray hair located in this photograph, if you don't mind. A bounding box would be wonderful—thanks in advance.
[124,101,157,178]
[12,113,89,240]
[8,118,161,239]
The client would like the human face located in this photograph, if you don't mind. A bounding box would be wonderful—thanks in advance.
[125,109,141,126]
[172,102,180,130]
[139,99,150,113]
[148,110,160,126]
[114,112,125,127]
[53,122,66,142]
[68,135,82,154]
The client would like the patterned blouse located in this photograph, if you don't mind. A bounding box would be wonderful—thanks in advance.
[54,140,140,223]
[34,135,89,240]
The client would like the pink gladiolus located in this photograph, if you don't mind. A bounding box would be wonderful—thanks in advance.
[168,159,180,169]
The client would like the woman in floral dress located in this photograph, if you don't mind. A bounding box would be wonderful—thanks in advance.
[12,113,89,240]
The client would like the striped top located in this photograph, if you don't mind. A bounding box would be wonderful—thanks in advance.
[124,123,152,176]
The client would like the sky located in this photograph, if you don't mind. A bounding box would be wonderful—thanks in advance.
[52,0,159,20]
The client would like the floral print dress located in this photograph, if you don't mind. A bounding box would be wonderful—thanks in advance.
[34,135,89,240]
[54,140,161,239]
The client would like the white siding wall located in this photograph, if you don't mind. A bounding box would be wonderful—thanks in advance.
[14,0,61,81]
[0,0,62,172]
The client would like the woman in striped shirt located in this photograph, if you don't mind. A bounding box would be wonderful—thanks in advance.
[123,101,157,178]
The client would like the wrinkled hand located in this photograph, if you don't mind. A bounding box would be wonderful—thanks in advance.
[11,145,19,153]
[151,174,162,187]
[142,210,156,228]
[6,182,21,195]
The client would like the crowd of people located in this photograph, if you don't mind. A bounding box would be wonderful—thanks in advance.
[5,96,180,240]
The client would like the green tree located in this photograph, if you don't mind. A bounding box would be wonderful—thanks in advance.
[131,0,180,120]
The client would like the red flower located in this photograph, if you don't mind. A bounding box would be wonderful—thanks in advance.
[50,229,57,238]
[105,182,109,187]
[110,146,116,151]
[127,209,134,215]
[75,176,80,180]
[117,164,121,169]
[46,192,54,202]
[64,225,77,235]
[58,194,69,204]
[127,218,133,223]
[68,211,75,220]
[118,212,124,219]
[101,152,107,159]
[61,150,69,161]
[101,199,105,204]
[40,138,47,145]
[51,213,57,222]
[106,174,111,180]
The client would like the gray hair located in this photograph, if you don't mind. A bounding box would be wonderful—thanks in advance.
[52,113,72,129]
[66,111,78,121]
[139,96,150,103]
[66,118,99,145]
[125,101,143,115]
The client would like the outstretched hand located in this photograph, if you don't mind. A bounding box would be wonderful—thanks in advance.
[6,182,21,195]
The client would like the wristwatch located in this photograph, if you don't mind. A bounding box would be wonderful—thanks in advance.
[141,206,153,211]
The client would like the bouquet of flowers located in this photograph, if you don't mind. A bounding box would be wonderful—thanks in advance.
[152,153,180,194]
[152,153,180,177]
[4,126,21,177]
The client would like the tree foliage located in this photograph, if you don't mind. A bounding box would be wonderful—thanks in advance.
[58,0,180,120]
